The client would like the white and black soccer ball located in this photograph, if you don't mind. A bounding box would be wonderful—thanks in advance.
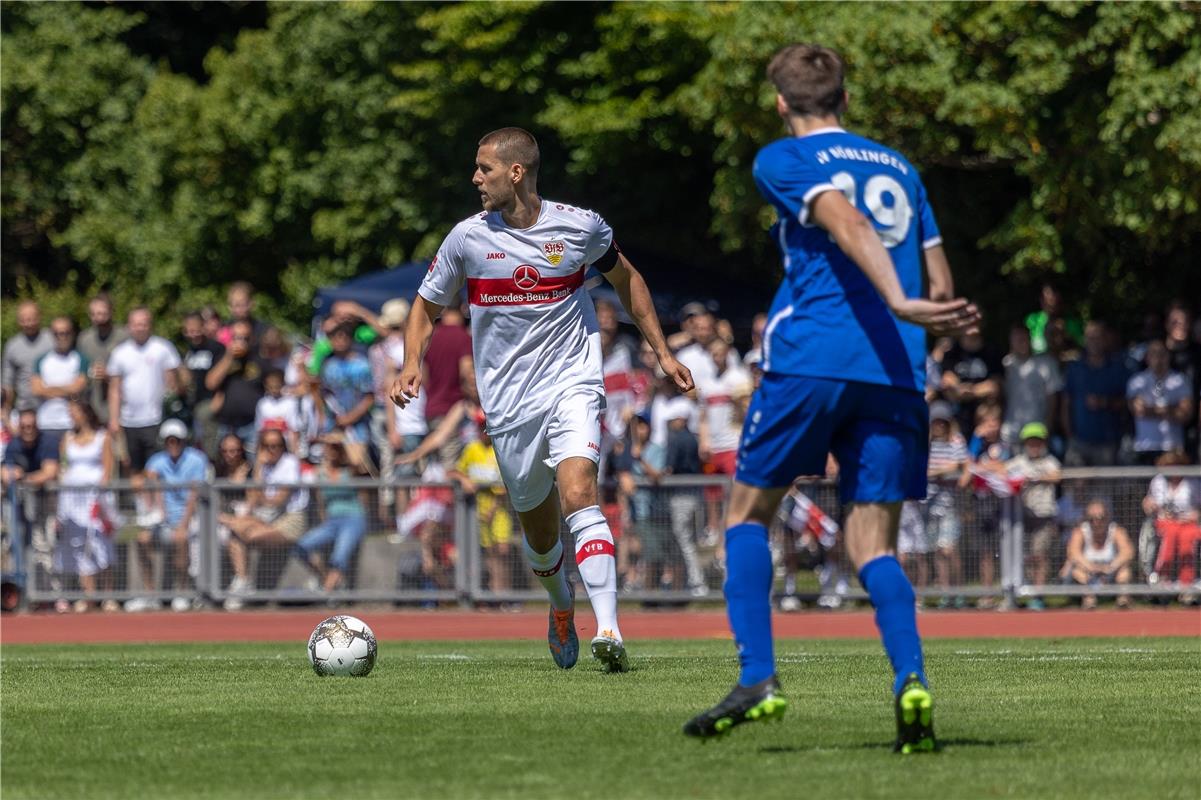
[307,615,377,677]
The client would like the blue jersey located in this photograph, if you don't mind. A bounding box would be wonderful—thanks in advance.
[752,127,942,392]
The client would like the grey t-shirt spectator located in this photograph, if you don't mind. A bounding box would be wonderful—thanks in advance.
[1003,353,1063,444]
[2,329,53,412]
[76,324,128,424]
[1127,369,1192,453]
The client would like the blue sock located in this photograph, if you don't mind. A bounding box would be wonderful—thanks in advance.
[724,522,775,687]
[858,555,926,695]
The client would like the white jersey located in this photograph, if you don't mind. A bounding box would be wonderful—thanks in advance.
[418,200,613,434]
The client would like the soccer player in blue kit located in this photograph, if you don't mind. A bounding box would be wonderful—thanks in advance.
[682,44,980,752]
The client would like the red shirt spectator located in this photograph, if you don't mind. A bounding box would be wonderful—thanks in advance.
[423,309,473,423]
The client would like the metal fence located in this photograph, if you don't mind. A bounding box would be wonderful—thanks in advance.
[2,468,1197,610]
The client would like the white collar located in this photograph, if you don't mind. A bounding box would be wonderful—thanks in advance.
[798,126,845,139]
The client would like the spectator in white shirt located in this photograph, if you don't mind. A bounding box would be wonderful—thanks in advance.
[1142,451,1200,586]
[31,317,88,448]
[254,369,304,456]
[106,307,182,475]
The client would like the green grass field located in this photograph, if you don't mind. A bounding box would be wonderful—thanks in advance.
[3,638,1198,799]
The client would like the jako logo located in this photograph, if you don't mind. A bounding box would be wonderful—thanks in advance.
[486,252,506,260]
[587,441,600,452]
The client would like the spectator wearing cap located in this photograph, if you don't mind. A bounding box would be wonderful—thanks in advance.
[1006,421,1062,609]
[1,300,53,426]
[106,307,183,476]
[927,401,969,607]
[1127,339,1194,465]
[1062,499,1134,609]
[1061,321,1129,467]
[76,294,128,427]
[31,317,89,452]
[127,419,210,613]
[1002,324,1064,449]
[665,301,710,352]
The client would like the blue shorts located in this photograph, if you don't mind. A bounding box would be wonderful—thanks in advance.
[736,373,928,504]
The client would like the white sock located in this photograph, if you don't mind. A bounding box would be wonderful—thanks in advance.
[567,505,620,641]
[523,537,573,612]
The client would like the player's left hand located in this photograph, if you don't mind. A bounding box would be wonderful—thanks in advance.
[659,353,694,393]
[891,297,981,337]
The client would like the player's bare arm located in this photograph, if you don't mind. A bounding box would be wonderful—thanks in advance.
[390,296,442,409]
[923,244,954,302]
[603,253,694,393]
[811,189,980,336]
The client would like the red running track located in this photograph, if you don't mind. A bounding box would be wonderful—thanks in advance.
[1,608,1197,645]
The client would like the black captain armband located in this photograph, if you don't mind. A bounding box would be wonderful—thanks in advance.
[593,241,623,273]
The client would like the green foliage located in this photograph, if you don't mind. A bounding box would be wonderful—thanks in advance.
[2,1,1199,336]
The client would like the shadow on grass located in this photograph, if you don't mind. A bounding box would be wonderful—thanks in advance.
[759,737,1030,754]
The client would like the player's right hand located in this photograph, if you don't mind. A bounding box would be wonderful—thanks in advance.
[389,365,422,409]
[891,298,981,337]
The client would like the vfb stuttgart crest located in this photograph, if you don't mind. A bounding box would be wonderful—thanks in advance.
[513,264,541,290]
[543,240,565,266]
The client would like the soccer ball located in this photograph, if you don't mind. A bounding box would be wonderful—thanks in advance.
[307,615,378,677]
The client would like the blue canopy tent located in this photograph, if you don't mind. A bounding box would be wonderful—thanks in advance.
[312,251,769,333]
[312,262,431,321]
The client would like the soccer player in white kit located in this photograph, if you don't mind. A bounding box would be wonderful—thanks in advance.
[391,128,693,671]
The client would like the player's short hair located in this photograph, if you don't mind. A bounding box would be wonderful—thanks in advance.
[478,127,540,179]
[767,43,847,118]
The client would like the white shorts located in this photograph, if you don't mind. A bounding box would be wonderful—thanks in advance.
[490,390,603,513]
[896,501,930,555]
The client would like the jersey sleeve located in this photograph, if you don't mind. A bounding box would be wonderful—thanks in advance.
[418,225,468,308]
[914,178,942,250]
[583,211,614,265]
[752,142,835,227]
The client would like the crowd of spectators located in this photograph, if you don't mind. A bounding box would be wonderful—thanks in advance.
[2,279,1199,611]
